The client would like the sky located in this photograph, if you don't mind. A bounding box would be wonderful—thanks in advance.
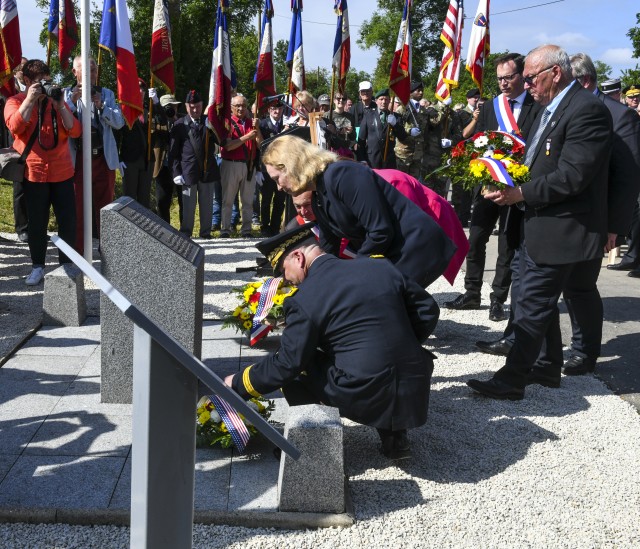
[16,0,640,86]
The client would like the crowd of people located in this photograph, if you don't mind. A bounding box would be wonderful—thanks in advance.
[3,43,640,458]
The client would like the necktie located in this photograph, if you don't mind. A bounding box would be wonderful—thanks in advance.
[508,99,516,113]
[524,109,551,166]
[380,111,386,126]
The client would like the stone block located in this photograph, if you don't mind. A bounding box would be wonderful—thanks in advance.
[42,264,86,327]
[278,404,345,513]
[100,198,204,403]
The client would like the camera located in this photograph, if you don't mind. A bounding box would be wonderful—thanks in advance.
[39,80,63,101]
[164,106,176,118]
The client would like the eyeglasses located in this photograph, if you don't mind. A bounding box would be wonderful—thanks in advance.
[523,65,555,86]
[335,97,344,101]
[231,103,246,108]
[496,73,519,83]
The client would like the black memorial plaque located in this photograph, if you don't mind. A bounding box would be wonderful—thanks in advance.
[117,200,201,264]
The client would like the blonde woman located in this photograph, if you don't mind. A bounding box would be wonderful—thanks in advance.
[262,135,456,287]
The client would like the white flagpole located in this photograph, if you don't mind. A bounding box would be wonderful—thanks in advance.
[81,0,93,261]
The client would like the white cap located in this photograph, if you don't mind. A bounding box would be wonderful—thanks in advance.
[358,81,373,92]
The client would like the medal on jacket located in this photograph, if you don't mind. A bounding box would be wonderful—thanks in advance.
[545,139,551,156]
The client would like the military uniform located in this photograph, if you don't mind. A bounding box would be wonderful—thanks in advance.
[394,101,429,180]
[232,253,439,430]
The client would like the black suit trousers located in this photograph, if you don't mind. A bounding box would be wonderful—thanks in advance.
[464,195,515,303]
[495,243,578,388]
[260,177,286,234]
[562,257,603,360]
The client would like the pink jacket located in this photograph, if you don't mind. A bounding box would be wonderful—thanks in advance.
[374,169,469,285]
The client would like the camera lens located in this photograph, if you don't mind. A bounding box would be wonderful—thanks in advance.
[165,106,175,118]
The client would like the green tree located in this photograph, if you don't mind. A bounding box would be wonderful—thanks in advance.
[357,0,448,89]
[594,61,612,82]
[628,12,640,58]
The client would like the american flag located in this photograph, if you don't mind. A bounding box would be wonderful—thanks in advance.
[435,0,463,102]
[250,277,283,346]
[209,395,251,453]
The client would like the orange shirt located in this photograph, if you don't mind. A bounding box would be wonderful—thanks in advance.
[5,93,82,183]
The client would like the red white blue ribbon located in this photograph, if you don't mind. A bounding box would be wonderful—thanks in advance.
[209,395,251,453]
[250,277,282,346]
[494,94,520,136]
[472,158,514,187]
[492,129,526,148]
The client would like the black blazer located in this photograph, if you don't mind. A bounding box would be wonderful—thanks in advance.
[477,92,541,140]
[358,109,407,169]
[521,83,613,265]
[597,90,640,235]
[169,114,220,185]
[233,254,439,430]
[312,161,456,287]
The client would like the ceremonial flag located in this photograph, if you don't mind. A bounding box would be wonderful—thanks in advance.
[389,0,412,105]
[332,0,350,95]
[249,277,282,346]
[286,0,305,94]
[150,0,174,93]
[209,395,251,454]
[465,0,490,91]
[207,0,233,143]
[435,0,463,102]
[0,0,22,90]
[99,0,143,128]
[48,0,78,69]
[254,0,276,113]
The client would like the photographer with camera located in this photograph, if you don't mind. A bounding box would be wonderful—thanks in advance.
[64,55,125,255]
[4,59,81,286]
[154,93,183,226]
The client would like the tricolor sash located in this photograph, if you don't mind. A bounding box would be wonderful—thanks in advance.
[494,95,520,135]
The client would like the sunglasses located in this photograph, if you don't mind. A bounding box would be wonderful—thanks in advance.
[523,66,555,86]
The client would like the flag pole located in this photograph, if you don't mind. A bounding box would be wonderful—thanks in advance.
[96,48,102,86]
[328,68,336,122]
[47,35,52,66]
[80,0,93,261]
[147,75,153,164]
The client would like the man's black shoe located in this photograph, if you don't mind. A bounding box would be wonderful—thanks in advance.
[628,269,640,278]
[475,338,513,356]
[17,232,28,243]
[562,355,596,376]
[526,368,561,388]
[489,301,505,322]
[467,378,524,400]
[212,224,221,231]
[607,261,636,271]
[378,429,411,460]
[443,293,481,310]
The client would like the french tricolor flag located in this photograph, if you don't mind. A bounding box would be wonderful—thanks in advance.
[286,0,305,94]
[332,0,350,95]
[150,0,175,93]
[0,0,22,93]
[254,0,276,113]
[207,0,233,144]
[99,0,143,128]
[389,0,412,105]
[472,158,514,187]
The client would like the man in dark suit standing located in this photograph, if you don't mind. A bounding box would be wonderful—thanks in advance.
[358,89,407,169]
[257,101,286,236]
[444,53,540,322]
[169,90,220,239]
[224,223,440,459]
[558,53,640,374]
[467,45,612,399]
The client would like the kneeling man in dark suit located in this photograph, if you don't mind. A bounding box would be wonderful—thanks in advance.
[224,223,440,459]
[467,44,613,400]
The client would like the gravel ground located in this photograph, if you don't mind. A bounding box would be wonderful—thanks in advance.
[2,235,640,548]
